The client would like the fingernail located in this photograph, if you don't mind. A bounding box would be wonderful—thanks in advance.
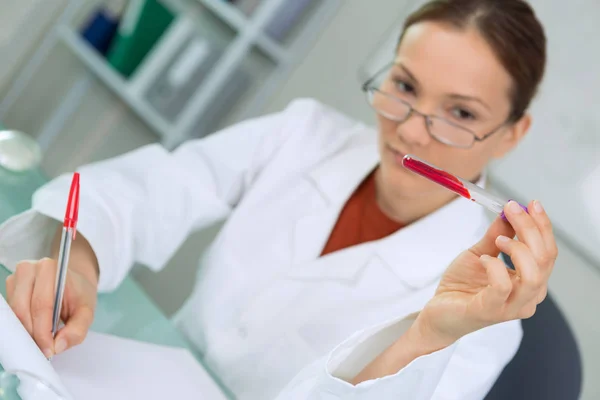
[534,200,544,214]
[509,201,523,213]
[480,255,491,261]
[496,235,511,244]
[43,348,54,359]
[55,339,67,354]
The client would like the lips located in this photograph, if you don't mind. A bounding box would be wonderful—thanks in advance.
[388,146,404,157]
[386,145,406,166]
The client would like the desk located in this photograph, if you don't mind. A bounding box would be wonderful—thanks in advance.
[0,166,233,398]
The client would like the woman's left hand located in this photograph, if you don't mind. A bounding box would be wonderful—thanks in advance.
[351,200,557,385]
[416,199,558,348]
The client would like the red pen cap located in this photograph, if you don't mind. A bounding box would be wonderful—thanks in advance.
[64,172,80,239]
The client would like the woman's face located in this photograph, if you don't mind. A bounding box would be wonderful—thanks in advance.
[376,21,531,197]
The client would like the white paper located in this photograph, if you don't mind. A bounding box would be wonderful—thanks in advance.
[51,332,228,400]
[0,294,72,399]
[0,294,228,400]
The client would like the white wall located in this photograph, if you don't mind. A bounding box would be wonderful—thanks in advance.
[264,0,411,125]
[0,0,66,94]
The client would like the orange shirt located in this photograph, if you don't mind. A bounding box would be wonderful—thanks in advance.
[321,169,404,256]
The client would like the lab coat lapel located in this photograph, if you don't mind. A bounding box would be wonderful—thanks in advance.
[291,137,379,268]
[373,195,488,289]
[290,171,489,288]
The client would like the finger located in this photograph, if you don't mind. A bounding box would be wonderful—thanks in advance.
[535,285,548,304]
[503,201,546,265]
[31,259,57,358]
[54,306,94,354]
[478,255,513,311]
[529,200,558,271]
[9,262,36,334]
[470,216,515,257]
[517,301,538,320]
[496,235,543,306]
[5,275,15,301]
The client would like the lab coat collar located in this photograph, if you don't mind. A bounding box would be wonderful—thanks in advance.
[291,130,379,266]
[290,195,488,289]
[291,132,489,289]
[307,131,380,207]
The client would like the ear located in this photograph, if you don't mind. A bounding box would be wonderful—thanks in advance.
[492,113,532,159]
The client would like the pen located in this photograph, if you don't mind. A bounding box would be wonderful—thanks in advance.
[52,172,80,338]
[401,154,528,220]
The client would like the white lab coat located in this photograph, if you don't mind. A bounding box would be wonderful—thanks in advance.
[0,99,521,400]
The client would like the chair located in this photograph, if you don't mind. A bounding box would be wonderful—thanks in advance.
[484,254,583,400]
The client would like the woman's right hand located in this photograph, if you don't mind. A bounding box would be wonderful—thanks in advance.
[5,257,98,359]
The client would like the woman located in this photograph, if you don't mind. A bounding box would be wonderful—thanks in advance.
[0,0,555,398]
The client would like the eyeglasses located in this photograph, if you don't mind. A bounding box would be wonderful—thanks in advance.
[362,63,508,149]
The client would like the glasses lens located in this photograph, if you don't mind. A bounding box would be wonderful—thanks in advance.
[366,89,411,121]
[427,117,475,148]
[363,65,480,148]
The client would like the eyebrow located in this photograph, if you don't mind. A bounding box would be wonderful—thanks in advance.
[448,93,492,112]
[395,62,492,112]
[398,64,419,84]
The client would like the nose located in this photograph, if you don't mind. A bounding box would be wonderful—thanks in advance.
[395,110,432,147]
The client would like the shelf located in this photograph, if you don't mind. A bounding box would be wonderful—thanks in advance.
[195,0,248,32]
[255,33,288,62]
[195,0,288,62]
[57,26,173,140]
[181,0,288,62]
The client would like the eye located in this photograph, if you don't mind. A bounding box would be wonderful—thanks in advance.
[393,78,415,95]
[451,107,476,121]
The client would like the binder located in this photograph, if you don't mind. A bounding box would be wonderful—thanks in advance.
[80,0,128,55]
[106,0,175,78]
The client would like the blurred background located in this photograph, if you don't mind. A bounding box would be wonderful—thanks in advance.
[0,0,598,397]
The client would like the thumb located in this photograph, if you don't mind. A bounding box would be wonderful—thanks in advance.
[53,306,94,354]
[470,216,515,257]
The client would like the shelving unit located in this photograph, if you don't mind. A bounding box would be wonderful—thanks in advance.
[3,0,342,150]
[58,26,173,139]
[193,0,248,31]
[179,0,289,62]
